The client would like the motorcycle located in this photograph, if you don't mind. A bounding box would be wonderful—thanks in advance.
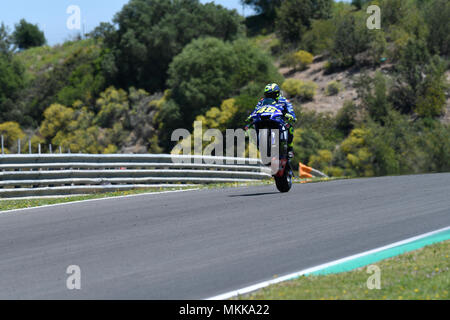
[245,98,293,193]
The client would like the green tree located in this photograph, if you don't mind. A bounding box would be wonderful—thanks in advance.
[0,24,25,123]
[368,31,387,66]
[414,56,447,118]
[0,54,25,122]
[421,122,450,172]
[336,101,358,135]
[390,39,447,116]
[356,72,392,124]
[275,0,332,44]
[12,19,46,50]
[329,12,370,67]
[425,0,450,55]
[168,37,238,128]
[397,39,430,92]
[103,0,243,92]
[89,22,115,42]
[55,45,106,107]
[167,37,282,128]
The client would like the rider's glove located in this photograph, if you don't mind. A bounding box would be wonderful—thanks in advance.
[285,114,295,123]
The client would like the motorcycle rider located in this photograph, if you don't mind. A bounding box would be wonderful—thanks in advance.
[246,83,297,158]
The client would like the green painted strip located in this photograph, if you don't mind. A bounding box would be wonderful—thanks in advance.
[309,229,450,276]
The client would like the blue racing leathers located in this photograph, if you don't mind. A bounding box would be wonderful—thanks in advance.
[254,96,297,123]
[252,96,297,150]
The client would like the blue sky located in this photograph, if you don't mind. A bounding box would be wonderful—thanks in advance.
[0,0,255,46]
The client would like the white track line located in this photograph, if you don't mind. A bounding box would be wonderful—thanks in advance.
[206,225,450,300]
[0,188,200,215]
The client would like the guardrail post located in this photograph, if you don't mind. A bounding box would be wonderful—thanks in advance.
[17,139,21,154]
[59,146,62,154]
[1,135,4,155]
[49,144,52,154]
[38,143,41,154]
[29,140,32,154]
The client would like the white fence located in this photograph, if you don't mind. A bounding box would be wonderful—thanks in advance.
[0,154,272,198]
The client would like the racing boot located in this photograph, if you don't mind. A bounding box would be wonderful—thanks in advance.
[288,146,294,159]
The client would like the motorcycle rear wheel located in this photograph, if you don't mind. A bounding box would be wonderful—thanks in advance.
[275,167,293,193]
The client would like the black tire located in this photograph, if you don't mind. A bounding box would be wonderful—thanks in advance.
[275,167,293,193]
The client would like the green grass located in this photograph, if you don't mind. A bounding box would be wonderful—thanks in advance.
[236,240,450,300]
[0,186,194,212]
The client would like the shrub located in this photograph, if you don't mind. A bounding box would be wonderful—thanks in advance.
[337,128,375,177]
[336,101,358,135]
[0,121,25,153]
[301,19,335,55]
[326,81,342,96]
[324,61,333,73]
[294,50,314,70]
[282,79,302,96]
[269,38,282,55]
[292,127,329,165]
[280,50,314,71]
[39,104,75,140]
[282,79,317,101]
[309,149,333,170]
[298,81,318,101]
[196,98,237,131]
[279,52,297,69]
[325,166,344,177]
[94,87,129,128]
[415,86,446,118]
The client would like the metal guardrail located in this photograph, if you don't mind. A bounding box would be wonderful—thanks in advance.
[0,154,272,198]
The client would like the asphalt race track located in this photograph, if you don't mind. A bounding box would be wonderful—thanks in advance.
[0,173,449,299]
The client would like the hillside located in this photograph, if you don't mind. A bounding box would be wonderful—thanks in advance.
[0,0,449,178]
[279,56,450,123]
[280,56,358,115]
